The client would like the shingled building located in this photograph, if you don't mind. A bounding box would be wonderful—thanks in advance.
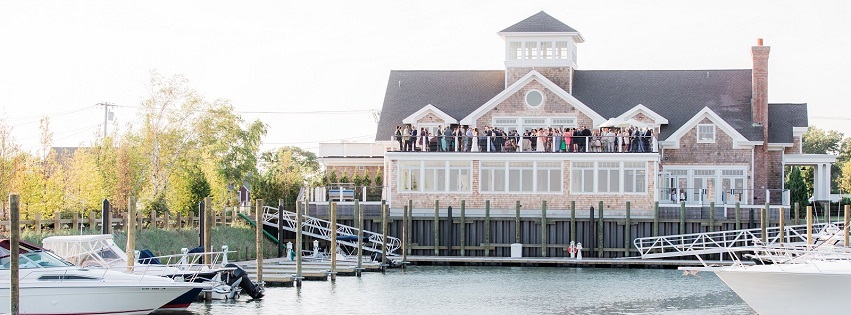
[374,11,832,211]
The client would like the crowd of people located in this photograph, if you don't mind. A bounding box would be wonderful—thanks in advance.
[393,125,656,153]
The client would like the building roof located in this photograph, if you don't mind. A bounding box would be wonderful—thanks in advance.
[767,103,808,143]
[571,69,763,141]
[375,70,505,141]
[500,11,579,33]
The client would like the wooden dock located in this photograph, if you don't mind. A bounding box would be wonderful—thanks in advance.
[239,258,383,287]
[403,256,735,268]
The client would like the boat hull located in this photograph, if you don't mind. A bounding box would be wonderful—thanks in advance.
[711,263,851,315]
[0,283,195,315]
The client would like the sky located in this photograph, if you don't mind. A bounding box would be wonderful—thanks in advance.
[0,0,849,154]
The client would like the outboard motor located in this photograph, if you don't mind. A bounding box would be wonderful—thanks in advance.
[225,263,264,299]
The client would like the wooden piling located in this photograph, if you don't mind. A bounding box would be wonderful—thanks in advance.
[679,202,686,234]
[150,210,156,229]
[126,197,136,272]
[761,203,768,243]
[433,200,439,256]
[400,203,406,263]
[277,200,284,258]
[89,211,95,232]
[460,200,466,257]
[570,201,576,242]
[845,205,850,247]
[54,211,60,231]
[255,199,264,283]
[204,197,213,264]
[597,201,604,258]
[72,212,79,231]
[381,200,388,267]
[296,200,303,287]
[806,206,813,246]
[778,206,785,244]
[652,202,658,237]
[709,202,715,233]
[407,200,413,257]
[101,199,110,234]
[735,202,741,230]
[541,201,547,257]
[484,200,491,257]
[330,201,337,281]
[34,212,41,234]
[794,202,800,225]
[356,201,363,275]
[515,201,521,243]
[163,211,170,230]
[10,194,20,315]
[176,211,183,230]
[625,201,631,257]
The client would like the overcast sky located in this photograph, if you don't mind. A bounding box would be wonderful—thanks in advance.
[0,0,848,153]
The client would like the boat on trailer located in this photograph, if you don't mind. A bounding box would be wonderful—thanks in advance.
[0,239,199,315]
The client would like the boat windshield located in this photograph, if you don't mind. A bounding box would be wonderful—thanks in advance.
[0,251,75,269]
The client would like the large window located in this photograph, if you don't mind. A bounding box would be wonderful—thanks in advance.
[481,161,563,193]
[624,162,646,193]
[570,162,595,193]
[507,41,571,60]
[399,161,471,193]
[571,161,647,194]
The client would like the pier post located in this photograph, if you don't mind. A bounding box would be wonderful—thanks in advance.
[176,212,182,230]
[126,196,136,272]
[72,212,79,232]
[296,200,303,287]
[54,211,60,232]
[589,206,595,258]
[198,201,205,247]
[204,197,212,264]
[163,211,170,230]
[735,202,741,230]
[541,201,547,258]
[277,200,284,258]
[255,199,264,283]
[761,203,768,243]
[570,201,576,243]
[597,201,604,258]
[485,200,491,257]
[652,202,658,237]
[806,206,813,246]
[433,200,439,256]
[34,213,41,234]
[625,201,631,257]
[460,200,466,256]
[356,201,363,276]
[101,199,110,234]
[447,206,454,256]
[89,211,95,232]
[10,194,20,315]
[779,206,785,244]
[679,201,686,234]
[407,200,413,257]
[794,202,800,225]
[330,201,337,282]
[382,200,388,268]
[845,205,850,247]
[709,202,715,233]
[749,208,754,229]
[515,201,521,243]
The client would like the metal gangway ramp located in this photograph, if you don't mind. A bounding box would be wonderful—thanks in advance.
[634,221,846,259]
[260,205,402,257]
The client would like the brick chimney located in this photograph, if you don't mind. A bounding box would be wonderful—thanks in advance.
[752,38,770,126]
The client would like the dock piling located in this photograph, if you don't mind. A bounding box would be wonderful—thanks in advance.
[433,200,439,256]
[330,202,337,282]
[541,201,547,258]
[460,200,466,257]
[485,200,491,257]
[10,194,20,315]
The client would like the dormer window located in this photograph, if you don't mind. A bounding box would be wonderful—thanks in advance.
[697,124,715,143]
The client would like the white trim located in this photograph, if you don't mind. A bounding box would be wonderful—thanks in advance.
[660,107,754,149]
[460,70,605,127]
[402,104,457,125]
[616,104,669,125]
[498,32,585,43]
[782,154,838,165]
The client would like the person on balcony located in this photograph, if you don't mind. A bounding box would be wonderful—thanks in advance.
[395,126,403,151]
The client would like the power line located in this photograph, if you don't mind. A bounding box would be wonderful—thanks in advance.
[237,109,374,115]
[263,134,374,145]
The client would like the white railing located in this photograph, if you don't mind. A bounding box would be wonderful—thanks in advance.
[634,221,846,259]
[261,206,401,256]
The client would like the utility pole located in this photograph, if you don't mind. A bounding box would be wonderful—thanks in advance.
[98,102,114,138]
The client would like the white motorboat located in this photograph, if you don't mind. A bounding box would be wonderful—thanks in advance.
[42,234,265,307]
[0,239,199,315]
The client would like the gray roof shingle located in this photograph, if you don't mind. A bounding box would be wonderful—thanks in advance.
[374,70,505,141]
[571,69,763,141]
[500,11,579,33]
[767,103,808,143]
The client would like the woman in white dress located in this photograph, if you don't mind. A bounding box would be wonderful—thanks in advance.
[534,129,543,152]
[471,128,480,152]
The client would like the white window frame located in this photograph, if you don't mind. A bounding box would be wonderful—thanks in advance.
[398,161,471,194]
[524,89,544,108]
[480,161,563,194]
[697,124,716,143]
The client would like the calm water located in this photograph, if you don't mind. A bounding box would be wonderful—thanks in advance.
[180,266,755,315]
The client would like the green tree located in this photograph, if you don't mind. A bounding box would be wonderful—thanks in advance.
[786,166,808,212]
[254,146,319,207]
[374,170,382,188]
[803,126,843,155]
[0,116,22,218]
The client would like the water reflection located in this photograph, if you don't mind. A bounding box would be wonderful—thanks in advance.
[177,266,755,315]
